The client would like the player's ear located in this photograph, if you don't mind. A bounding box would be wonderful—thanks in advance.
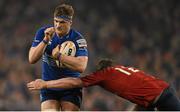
[69,20,72,25]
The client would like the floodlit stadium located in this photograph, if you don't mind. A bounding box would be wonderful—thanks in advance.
[0,0,180,110]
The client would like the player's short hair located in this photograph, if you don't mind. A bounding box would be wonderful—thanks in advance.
[54,4,74,20]
[96,58,114,71]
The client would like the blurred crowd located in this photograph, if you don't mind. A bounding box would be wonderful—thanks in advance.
[0,0,180,110]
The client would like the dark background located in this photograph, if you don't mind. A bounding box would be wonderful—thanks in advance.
[0,0,180,110]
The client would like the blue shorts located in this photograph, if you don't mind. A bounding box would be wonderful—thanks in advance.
[40,88,82,108]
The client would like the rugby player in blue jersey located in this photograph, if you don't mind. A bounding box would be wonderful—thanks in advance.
[28,4,88,111]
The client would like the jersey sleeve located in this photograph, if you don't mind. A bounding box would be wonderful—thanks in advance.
[31,27,45,47]
[74,34,88,57]
[80,70,106,87]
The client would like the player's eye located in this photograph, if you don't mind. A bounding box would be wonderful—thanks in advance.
[59,21,66,24]
[54,19,68,24]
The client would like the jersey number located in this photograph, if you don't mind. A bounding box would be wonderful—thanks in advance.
[115,67,139,75]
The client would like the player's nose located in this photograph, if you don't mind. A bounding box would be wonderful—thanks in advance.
[56,22,60,27]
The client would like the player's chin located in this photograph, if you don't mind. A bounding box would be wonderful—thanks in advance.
[56,31,67,36]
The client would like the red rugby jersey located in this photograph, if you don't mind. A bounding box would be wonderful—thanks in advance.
[81,65,169,107]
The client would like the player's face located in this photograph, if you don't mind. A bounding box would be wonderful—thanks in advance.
[54,17,72,37]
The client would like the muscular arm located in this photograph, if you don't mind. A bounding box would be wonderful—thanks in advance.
[29,27,54,64]
[61,56,88,73]
[46,77,83,89]
[28,38,48,64]
[27,78,83,90]
[27,70,105,90]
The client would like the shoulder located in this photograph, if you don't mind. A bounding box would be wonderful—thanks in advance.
[107,66,119,73]
[70,29,85,39]
[70,29,87,48]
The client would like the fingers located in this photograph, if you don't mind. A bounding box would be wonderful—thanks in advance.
[56,45,60,50]
[35,79,43,82]
[27,86,36,90]
[27,81,36,90]
[45,27,55,33]
[52,45,60,59]
[27,79,46,91]
[27,80,39,91]
[27,81,34,87]
[53,45,60,52]
[58,44,61,49]
[44,27,55,39]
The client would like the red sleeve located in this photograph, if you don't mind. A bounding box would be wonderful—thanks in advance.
[80,69,107,87]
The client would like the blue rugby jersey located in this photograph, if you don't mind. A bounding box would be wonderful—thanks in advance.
[31,26,88,81]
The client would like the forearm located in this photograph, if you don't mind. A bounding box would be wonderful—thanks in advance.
[29,39,48,64]
[61,56,88,73]
[46,77,83,89]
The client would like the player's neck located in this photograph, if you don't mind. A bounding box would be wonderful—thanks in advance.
[56,32,69,38]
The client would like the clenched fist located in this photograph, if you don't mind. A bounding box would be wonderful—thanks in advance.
[44,27,55,41]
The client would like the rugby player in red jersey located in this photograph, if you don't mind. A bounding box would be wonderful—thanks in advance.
[27,59,180,110]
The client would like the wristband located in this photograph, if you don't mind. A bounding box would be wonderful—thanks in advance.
[57,52,62,61]
[42,39,49,44]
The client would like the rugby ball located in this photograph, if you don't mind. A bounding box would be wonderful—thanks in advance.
[60,41,76,56]
[56,41,76,68]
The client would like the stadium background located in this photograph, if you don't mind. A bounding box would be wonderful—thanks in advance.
[0,0,180,110]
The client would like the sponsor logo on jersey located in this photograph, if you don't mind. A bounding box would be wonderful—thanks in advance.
[76,39,87,48]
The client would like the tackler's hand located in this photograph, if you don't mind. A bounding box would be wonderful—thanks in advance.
[27,79,47,90]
